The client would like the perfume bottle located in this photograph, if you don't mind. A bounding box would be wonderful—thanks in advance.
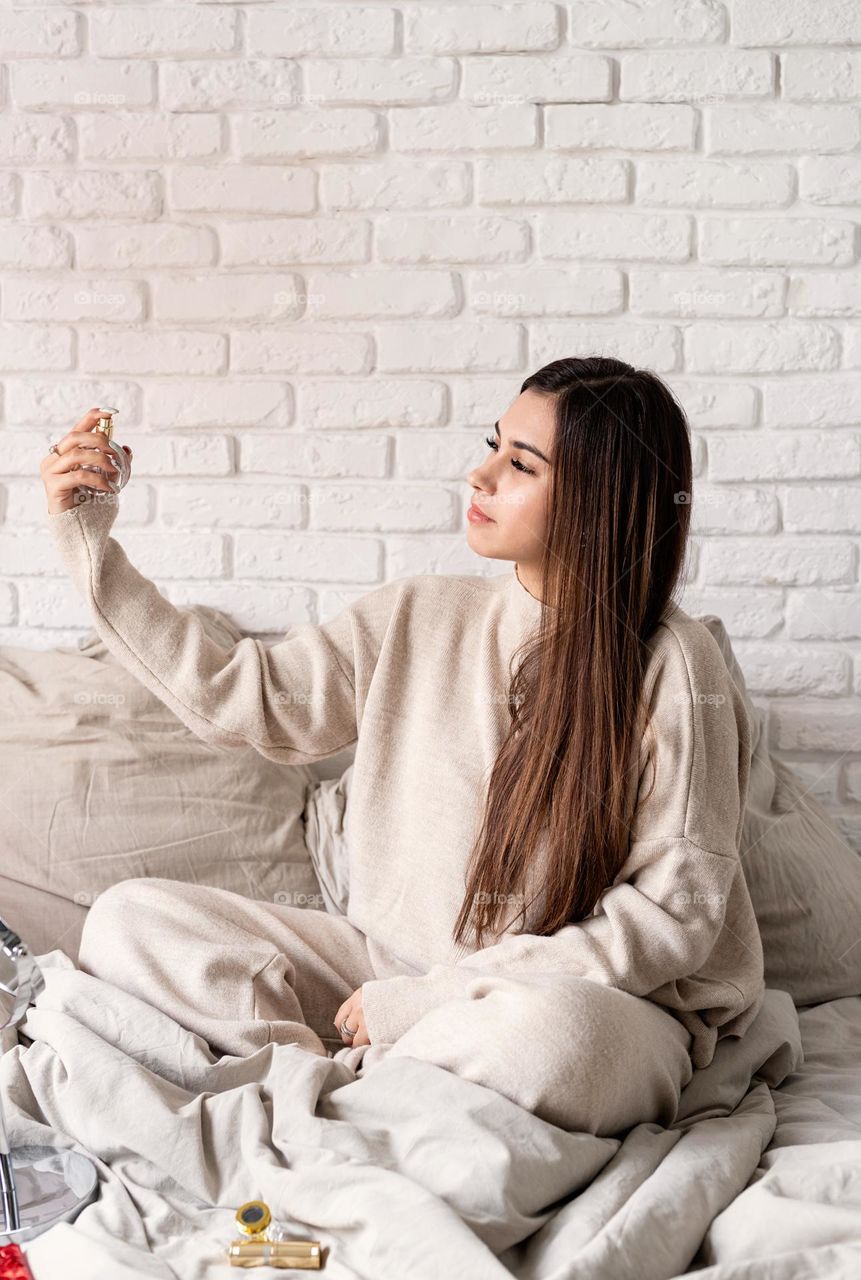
[79,406,130,496]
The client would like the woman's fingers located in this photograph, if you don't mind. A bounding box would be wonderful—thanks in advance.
[49,444,119,474]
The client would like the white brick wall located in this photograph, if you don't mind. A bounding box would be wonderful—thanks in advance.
[1,0,859,846]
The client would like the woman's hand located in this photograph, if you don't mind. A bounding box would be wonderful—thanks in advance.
[39,407,132,515]
[334,987,371,1047]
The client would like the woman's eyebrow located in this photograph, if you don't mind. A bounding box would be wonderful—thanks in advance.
[495,420,550,464]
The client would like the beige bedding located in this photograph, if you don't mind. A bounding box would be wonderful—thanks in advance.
[4,952,856,1280]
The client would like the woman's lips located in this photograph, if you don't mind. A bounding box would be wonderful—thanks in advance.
[468,503,495,524]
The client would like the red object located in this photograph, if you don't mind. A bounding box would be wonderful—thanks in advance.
[0,1244,35,1280]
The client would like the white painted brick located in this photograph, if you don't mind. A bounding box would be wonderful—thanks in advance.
[463,53,612,104]
[709,433,859,481]
[671,380,758,428]
[685,322,839,373]
[546,104,695,151]
[245,7,396,58]
[231,331,370,375]
[0,625,86,648]
[732,1,861,47]
[10,59,153,109]
[404,4,560,54]
[80,112,221,162]
[0,225,70,269]
[688,485,779,534]
[298,379,446,429]
[75,222,214,270]
[160,482,303,529]
[0,174,17,216]
[390,103,537,152]
[0,583,15,626]
[707,106,860,155]
[569,0,726,47]
[844,327,861,371]
[162,61,299,112]
[220,219,369,268]
[0,10,79,57]
[16,580,97,629]
[308,57,456,105]
[780,760,839,805]
[306,270,458,319]
[800,157,861,206]
[477,155,629,205]
[782,52,861,102]
[2,277,145,323]
[678,588,784,636]
[0,530,72,575]
[762,376,861,427]
[309,483,454,532]
[772,704,859,753]
[235,109,379,159]
[636,158,794,208]
[787,273,861,318]
[240,432,388,478]
[235,532,380,583]
[153,274,303,323]
[699,217,854,267]
[25,170,161,220]
[621,51,773,102]
[147,381,291,431]
[120,529,226,578]
[377,215,529,264]
[704,538,854,586]
[783,486,861,532]
[451,377,530,426]
[378,321,523,373]
[322,160,470,210]
[541,211,691,262]
[5,378,142,427]
[395,430,483,480]
[0,431,56,475]
[732,643,848,697]
[80,329,226,376]
[0,114,72,164]
[469,266,624,316]
[0,325,72,372]
[89,7,236,57]
[630,268,784,317]
[121,435,232,477]
[530,320,679,371]
[169,165,315,214]
[167,581,315,634]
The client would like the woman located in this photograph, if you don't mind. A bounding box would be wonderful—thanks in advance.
[39,356,765,1136]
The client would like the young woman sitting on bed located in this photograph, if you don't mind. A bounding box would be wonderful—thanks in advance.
[39,355,765,1137]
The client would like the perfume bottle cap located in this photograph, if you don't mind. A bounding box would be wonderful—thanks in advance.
[96,406,119,441]
[235,1200,271,1238]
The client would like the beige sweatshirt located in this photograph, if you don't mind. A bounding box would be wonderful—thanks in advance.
[48,494,765,1069]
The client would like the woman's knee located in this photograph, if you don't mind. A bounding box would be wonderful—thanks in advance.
[78,877,176,977]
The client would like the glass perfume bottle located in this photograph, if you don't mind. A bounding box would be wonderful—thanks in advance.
[79,406,130,496]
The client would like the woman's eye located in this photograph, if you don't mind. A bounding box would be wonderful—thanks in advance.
[483,435,535,476]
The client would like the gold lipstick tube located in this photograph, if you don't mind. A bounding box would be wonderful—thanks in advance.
[226,1238,322,1269]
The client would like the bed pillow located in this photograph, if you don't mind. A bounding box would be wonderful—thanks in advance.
[0,605,326,962]
[700,616,861,1006]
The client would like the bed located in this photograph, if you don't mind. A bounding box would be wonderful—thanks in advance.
[1,610,860,1278]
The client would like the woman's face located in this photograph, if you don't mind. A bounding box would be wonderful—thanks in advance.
[465,389,555,567]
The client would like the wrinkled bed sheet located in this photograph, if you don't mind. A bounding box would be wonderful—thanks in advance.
[0,953,857,1280]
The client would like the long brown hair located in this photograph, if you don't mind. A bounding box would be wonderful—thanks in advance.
[452,356,693,953]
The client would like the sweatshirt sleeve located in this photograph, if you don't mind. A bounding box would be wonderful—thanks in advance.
[361,619,758,1046]
[46,494,400,765]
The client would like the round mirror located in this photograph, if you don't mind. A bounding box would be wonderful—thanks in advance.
[0,917,98,1244]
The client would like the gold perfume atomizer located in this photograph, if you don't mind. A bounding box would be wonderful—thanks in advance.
[226,1201,322,1269]
[79,405,130,496]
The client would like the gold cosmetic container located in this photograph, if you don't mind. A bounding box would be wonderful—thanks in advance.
[227,1201,322,1270]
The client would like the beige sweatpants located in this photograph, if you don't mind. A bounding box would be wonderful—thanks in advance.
[78,877,695,1136]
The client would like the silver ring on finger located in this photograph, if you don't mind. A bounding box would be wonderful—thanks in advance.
[339,1020,356,1039]
[48,442,60,455]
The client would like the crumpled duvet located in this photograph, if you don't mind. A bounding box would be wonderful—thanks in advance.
[0,950,844,1280]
